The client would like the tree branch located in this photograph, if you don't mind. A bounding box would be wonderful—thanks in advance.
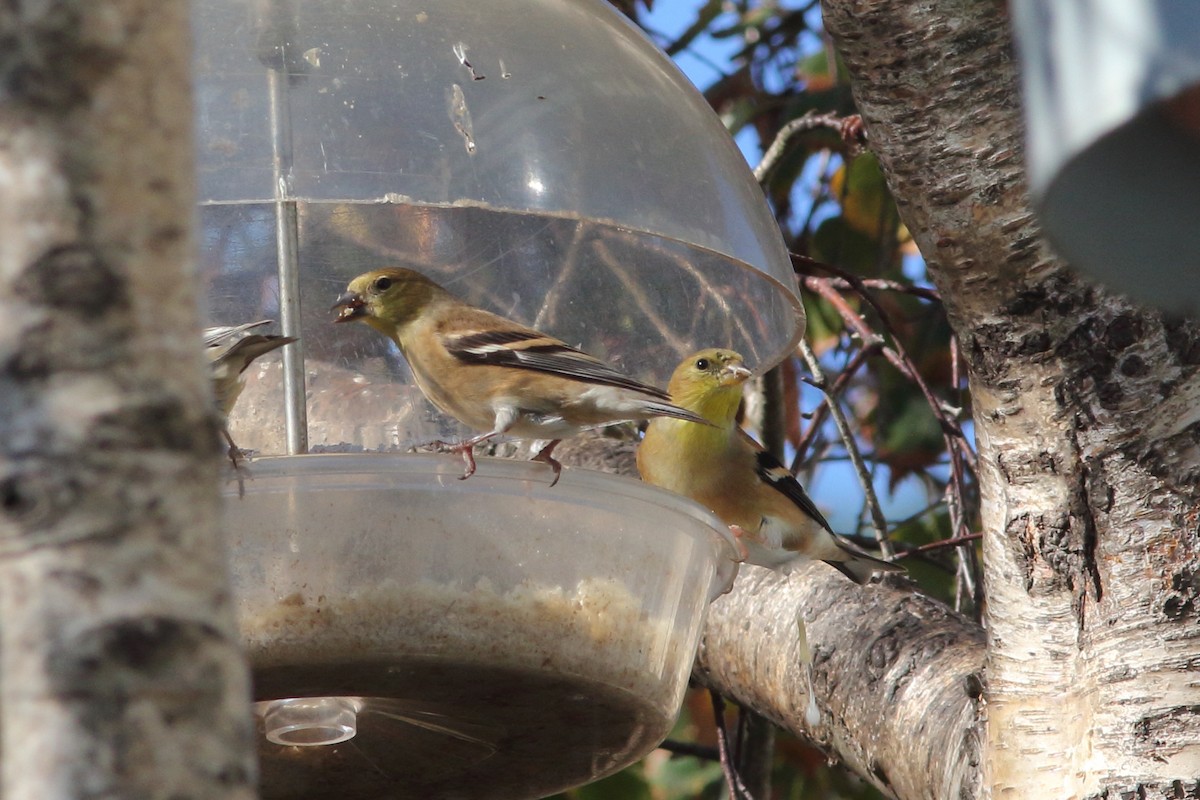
[695,565,984,800]
[798,340,893,556]
[791,339,878,469]
[755,111,867,183]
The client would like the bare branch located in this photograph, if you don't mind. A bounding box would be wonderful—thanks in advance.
[791,340,877,468]
[798,340,893,556]
[755,112,867,183]
[894,532,983,559]
[801,274,978,474]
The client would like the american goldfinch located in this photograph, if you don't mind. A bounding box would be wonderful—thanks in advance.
[637,348,902,583]
[331,267,707,485]
[204,319,296,466]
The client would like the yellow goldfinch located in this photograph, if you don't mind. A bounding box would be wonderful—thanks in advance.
[331,267,707,485]
[637,348,902,583]
[204,320,296,466]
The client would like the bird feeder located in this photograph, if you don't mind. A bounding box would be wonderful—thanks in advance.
[192,0,801,797]
[1011,0,1200,313]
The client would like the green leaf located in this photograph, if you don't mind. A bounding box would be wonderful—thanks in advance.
[830,151,900,240]
[648,755,724,799]
[811,216,886,274]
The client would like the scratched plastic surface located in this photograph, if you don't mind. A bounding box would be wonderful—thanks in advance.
[192,0,803,453]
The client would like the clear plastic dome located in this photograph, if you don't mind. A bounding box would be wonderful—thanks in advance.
[193,0,803,454]
[193,3,780,796]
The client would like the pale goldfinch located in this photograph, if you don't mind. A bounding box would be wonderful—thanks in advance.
[331,267,708,485]
[637,348,902,583]
[204,320,296,467]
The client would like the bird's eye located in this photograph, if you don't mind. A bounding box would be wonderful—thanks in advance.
[695,358,710,371]
[373,276,393,292]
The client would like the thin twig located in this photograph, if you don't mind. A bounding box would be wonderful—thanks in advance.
[837,531,959,573]
[710,690,755,800]
[801,274,978,474]
[799,340,893,557]
[754,112,865,183]
[791,341,877,469]
[892,531,982,559]
[734,710,775,799]
[951,333,962,393]
[791,252,944,306]
[801,265,966,429]
[946,332,983,612]
[805,274,943,303]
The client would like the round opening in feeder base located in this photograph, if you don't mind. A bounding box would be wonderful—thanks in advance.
[260,697,360,747]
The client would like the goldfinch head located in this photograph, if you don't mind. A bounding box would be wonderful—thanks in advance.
[332,267,444,334]
[667,348,752,423]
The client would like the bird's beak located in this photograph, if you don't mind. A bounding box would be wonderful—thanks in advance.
[331,292,366,323]
[719,363,753,387]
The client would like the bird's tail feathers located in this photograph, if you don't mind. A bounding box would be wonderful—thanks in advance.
[232,334,297,365]
[826,536,905,584]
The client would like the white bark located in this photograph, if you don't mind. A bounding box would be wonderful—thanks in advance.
[820,0,1200,797]
[0,2,257,798]
[694,565,984,800]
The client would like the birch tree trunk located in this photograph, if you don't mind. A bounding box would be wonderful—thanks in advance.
[0,2,257,798]
[815,1,1200,797]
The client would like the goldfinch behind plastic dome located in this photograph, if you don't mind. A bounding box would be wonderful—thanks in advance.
[331,267,707,485]
[204,319,296,465]
[637,348,902,583]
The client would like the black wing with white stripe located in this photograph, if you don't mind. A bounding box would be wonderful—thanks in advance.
[752,445,834,532]
[445,329,674,400]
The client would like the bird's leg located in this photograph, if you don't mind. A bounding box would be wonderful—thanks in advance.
[221,426,242,467]
[440,430,501,480]
[728,525,751,562]
[456,444,478,481]
[221,426,247,498]
[425,410,517,480]
[414,435,488,479]
[530,439,563,487]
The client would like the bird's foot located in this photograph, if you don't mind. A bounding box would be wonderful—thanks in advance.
[224,440,249,498]
[226,453,250,499]
[530,439,563,487]
[455,444,477,481]
[411,438,477,479]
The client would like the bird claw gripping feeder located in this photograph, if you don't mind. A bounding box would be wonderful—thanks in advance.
[193,0,803,797]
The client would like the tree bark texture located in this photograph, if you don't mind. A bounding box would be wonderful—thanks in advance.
[820,1,1200,798]
[0,2,257,798]
[694,565,984,800]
